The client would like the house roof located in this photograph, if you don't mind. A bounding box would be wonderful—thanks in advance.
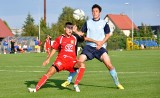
[106,14,138,30]
[0,18,14,38]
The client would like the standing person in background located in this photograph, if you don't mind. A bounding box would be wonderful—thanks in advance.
[34,38,39,53]
[10,39,15,54]
[45,35,51,57]
[62,4,124,92]
[3,40,8,54]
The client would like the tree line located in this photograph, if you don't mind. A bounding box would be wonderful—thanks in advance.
[6,6,157,50]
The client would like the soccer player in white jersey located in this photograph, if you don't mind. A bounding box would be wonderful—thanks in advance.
[62,4,124,92]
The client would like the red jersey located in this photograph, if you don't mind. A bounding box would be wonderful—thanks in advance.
[52,35,77,60]
[45,38,51,50]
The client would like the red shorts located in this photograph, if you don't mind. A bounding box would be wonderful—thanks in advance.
[53,56,77,72]
[46,47,50,51]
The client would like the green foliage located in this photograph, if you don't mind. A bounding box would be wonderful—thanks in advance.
[22,13,38,36]
[51,6,86,38]
[21,7,86,52]
[107,29,127,50]
[157,29,160,46]
[39,18,52,51]
[139,23,154,37]
[22,14,52,51]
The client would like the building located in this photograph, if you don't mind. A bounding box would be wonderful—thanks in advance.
[0,18,14,41]
[104,14,138,36]
[11,28,23,35]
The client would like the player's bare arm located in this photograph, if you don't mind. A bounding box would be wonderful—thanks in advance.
[96,33,110,50]
[43,49,56,66]
[72,25,84,36]
[84,37,102,49]
[84,37,99,44]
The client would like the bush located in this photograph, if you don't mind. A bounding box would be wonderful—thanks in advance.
[107,29,127,50]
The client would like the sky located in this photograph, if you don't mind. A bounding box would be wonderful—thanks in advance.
[0,0,160,29]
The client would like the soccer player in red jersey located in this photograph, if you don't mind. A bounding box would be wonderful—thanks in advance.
[45,35,51,57]
[28,22,84,92]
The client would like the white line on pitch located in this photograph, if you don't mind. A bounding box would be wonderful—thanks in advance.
[0,70,159,74]
[0,66,43,68]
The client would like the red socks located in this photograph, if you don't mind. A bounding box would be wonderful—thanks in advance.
[74,68,85,85]
[36,74,48,91]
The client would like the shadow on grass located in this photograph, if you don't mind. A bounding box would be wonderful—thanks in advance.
[25,79,117,91]
[24,79,73,91]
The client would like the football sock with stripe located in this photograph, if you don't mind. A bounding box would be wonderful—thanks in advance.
[67,70,78,83]
[109,68,120,86]
[36,74,48,91]
[74,68,85,85]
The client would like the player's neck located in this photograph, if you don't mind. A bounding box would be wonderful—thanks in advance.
[92,18,100,21]
[63,34,71,37]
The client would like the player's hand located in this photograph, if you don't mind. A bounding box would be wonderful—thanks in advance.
[72,25,78,32]
[73,25,84,36]
[96,41,103,50]
[42,59,50,66]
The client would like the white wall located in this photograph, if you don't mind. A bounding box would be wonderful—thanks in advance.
[122,30,131,36]
[104,17,115,35]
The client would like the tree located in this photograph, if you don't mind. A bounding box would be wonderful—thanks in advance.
[22,13,38,36]
[51,6,86,38]
[107,28,127,50]
[139,23,154,37]
[39,18,52,51]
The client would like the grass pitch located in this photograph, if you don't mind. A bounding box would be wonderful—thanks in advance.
[0,50,160,98]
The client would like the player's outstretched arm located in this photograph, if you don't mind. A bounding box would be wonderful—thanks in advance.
[73,25,84,36]
[84,37,98,43]
[43,49,56,66]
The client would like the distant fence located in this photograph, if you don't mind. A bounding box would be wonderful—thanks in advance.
[0,36,38,54]
[126,37,159,50]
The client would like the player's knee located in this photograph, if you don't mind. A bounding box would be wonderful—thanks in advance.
[74,62,85,68]
[46,66,57,77]
[105,63,114,70]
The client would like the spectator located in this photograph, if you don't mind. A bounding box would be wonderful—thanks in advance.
[14,43,24,53]
[3,40,8,54]
[10,39,15,54]
[23,43,28,52]
[34,39,39,53]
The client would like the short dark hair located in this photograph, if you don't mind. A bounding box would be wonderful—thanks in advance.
[92,4,102,12]
[65,22,73,27]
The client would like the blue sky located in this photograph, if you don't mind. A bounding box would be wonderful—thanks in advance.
[0,0,160,28]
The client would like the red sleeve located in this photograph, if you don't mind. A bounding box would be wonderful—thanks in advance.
[51,36,61,50]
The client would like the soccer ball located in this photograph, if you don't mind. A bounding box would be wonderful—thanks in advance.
[73,9,85,20]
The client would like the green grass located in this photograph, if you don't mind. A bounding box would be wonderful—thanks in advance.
[0,50,160,98]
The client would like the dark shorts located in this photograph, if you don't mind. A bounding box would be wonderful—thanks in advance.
[81,45,108,61]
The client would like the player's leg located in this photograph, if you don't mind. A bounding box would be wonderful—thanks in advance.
[67,70,78,83]
[74,54,87,92]
[61,58,82,88]
[3,47,6,54]
[61,71,78,87]
[46,48,50,57]
[28,66,57,92]
[101,52,124,89]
